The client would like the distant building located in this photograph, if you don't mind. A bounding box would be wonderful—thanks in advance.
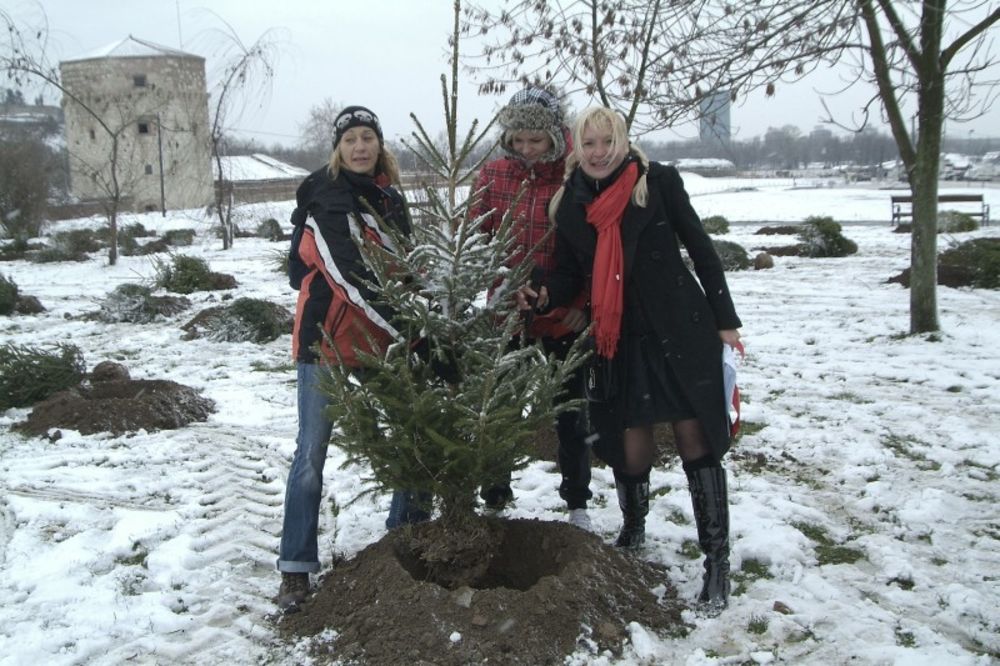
[59,36,212,212]
[699,90,731,144]
[214,154,310,204]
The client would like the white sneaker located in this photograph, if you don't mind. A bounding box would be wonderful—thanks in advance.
[568,508,593,532]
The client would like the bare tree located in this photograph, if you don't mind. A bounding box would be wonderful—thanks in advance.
[203,18,278,250]
[297,97,341,168]
[463,0,1000,334]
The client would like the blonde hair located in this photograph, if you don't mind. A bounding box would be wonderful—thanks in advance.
[548,106,649,222]
[328,142,402,185]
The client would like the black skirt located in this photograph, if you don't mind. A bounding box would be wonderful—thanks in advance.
[619,332,695,428]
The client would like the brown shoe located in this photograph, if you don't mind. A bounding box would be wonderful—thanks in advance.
[276,572,309,611]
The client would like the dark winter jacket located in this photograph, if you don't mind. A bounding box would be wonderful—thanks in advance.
[288,166,410,365]
[546,159,742,459]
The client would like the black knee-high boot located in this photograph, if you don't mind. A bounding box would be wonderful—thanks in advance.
[684,458,730,614]
[613,468,650,549]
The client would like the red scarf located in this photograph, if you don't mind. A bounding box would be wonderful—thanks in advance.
[586,161,638,358]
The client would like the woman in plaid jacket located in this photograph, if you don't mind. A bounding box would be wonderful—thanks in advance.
[469,87,594,529]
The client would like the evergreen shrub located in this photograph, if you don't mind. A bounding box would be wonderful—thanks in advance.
[153,254,237,294]
[712,239,751,271]
[702,215,730,235]
[257,218,284,241]
[96,283,190,323]
[798,216,858,257]
[0,274,18,315]
[938,210,978,233]
[0,342,85,410]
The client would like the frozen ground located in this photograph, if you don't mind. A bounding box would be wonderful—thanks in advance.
[1,178,998,665]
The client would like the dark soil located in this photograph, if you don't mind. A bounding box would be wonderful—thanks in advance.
[16,378,215,436]
[279,517,688,665]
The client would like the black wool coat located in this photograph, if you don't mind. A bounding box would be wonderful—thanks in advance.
[546,160,743,461]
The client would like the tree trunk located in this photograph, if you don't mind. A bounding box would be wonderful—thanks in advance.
[908,47,946,333]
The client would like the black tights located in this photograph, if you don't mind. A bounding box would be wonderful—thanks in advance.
[618,418,713,477]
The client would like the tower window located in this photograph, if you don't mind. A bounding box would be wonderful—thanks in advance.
[133,74,147,87]
[138,122,150,134]
[144,164,154,175]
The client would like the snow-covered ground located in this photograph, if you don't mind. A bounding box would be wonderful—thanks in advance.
[1,178,998,665]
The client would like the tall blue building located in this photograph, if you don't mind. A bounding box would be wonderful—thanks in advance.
[699,90,731,143]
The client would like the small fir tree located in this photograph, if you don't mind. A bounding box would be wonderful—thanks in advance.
[320,0,585,532]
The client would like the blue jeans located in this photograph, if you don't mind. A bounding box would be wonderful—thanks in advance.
[385,489,432,529]
[277,362,334,573]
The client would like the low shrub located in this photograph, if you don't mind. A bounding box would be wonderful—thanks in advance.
[95,283,190,323]
[267,248,289,274]
[0,342,86,410]
[153,254,238,294]
[28,247,90,263]
[257,218,284,241]
[798,216,858,257]
[712,239,751,271]
[163,229,196,246]
[701,215,730,235]
[181,297,293,343]
[938,210,978,233]
[755,225,801,235]
[51,228,103,255]
[0,274,18,315]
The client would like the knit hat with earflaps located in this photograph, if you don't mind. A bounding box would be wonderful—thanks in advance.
[497,87,567,163]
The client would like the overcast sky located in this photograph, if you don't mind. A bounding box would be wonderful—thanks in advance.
[8,0,1000,148]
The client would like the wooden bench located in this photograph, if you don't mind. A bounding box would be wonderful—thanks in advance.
[890,193,990,226]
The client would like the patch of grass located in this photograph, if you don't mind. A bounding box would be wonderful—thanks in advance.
[735,420,766,439]
[958,459,999,482]
[663,507,690,526]
[830,391,874,404]
[895,627,916,648]
[888,576,915,590]
[931,557,948,566]
[880,433,941,471]
[249,360,296,373]
[747,614,769,635]
[679,539,701,560]
[731,558,772,596]
[117,542,149,568]
[793,521,867,565]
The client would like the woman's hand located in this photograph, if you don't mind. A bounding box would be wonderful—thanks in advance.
[719,329,741,349]
[560,307,587,333]
[516,284,549,311]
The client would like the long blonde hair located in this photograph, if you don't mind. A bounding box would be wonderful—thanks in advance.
[548,106,649,222]
[328,142,402,185]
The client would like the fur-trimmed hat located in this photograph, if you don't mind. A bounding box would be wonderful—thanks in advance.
[497,87,567,163]
[333,105,383,147]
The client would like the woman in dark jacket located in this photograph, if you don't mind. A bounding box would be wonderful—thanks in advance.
[522,106,742,614]
[277,105,415,610]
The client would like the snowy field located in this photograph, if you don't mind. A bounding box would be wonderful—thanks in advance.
[1,176,998,665]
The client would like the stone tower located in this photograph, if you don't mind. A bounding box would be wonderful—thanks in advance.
[60,35,212,212]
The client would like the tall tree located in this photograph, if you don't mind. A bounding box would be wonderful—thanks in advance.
[463,0,1000,333]
[204,18,277,250]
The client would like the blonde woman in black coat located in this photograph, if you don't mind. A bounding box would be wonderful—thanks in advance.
[520,106,742,614]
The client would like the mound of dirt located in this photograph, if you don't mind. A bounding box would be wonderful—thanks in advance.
[16,378,215,437]
[279,517,688,665]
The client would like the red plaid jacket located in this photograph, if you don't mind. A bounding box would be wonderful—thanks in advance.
[470,157,565,273]
[470,152,587,338]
